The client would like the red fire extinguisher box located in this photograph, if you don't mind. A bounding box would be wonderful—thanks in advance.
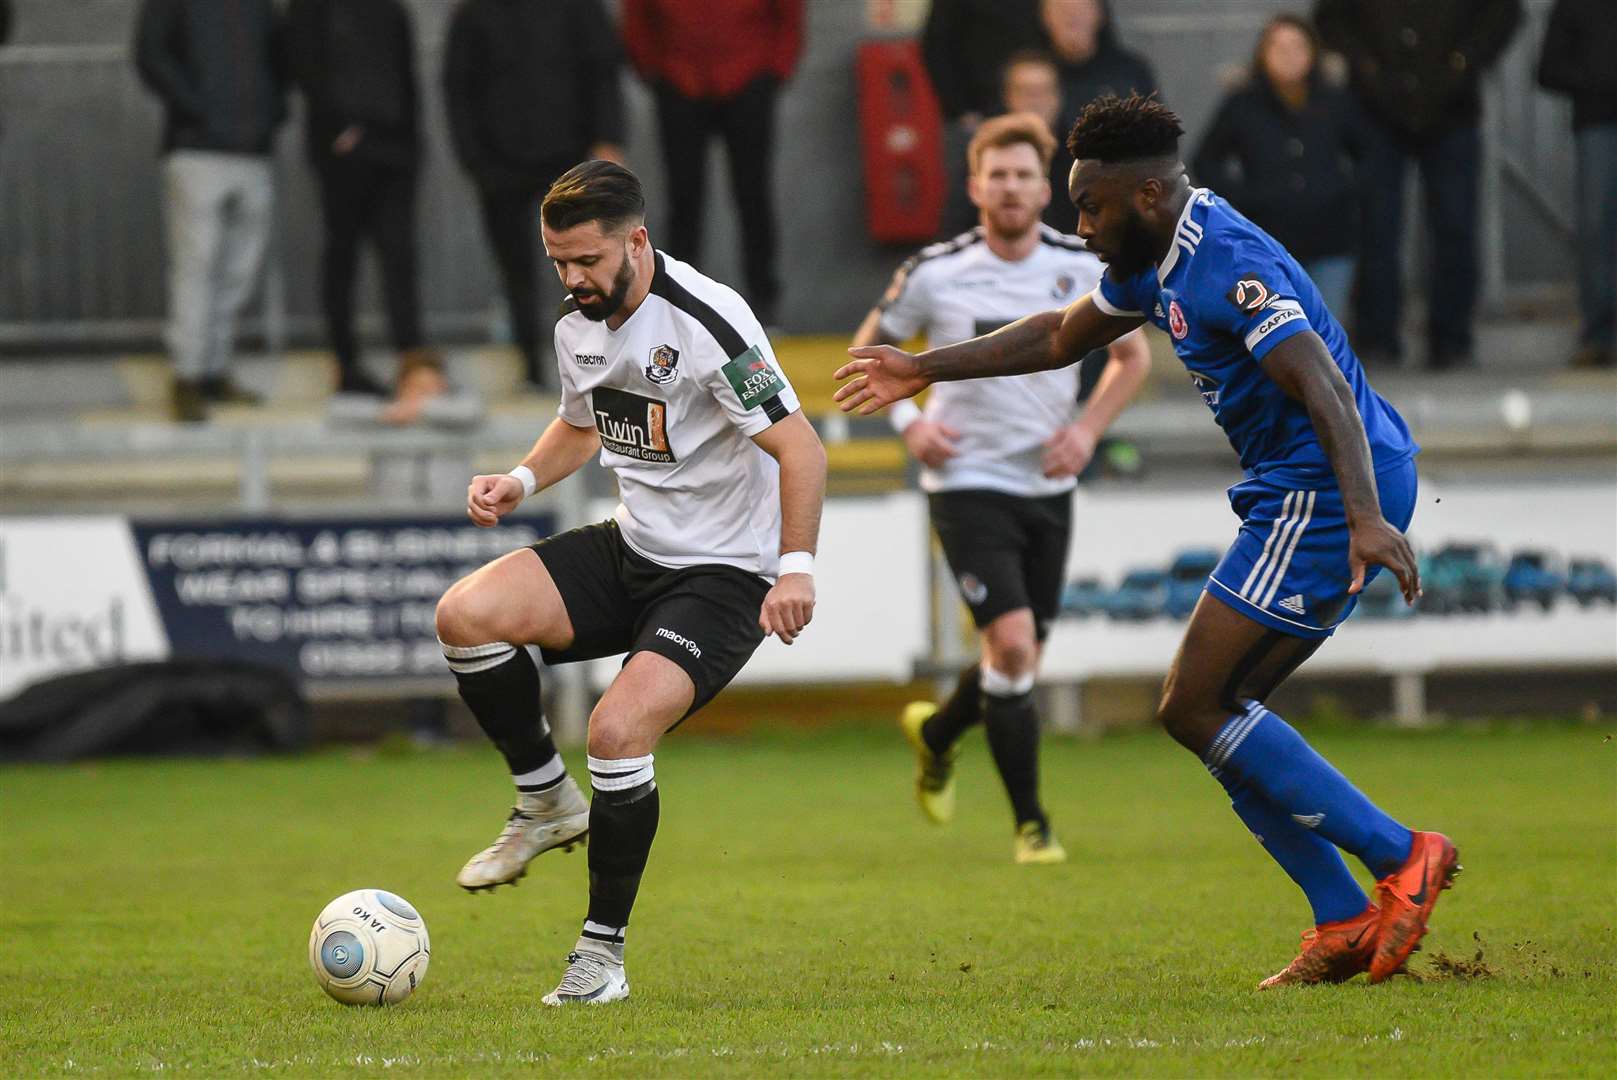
[856,39,945,245]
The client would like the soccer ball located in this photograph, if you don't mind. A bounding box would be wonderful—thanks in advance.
[308,889,430,1005]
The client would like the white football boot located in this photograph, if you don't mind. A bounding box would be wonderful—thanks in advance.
[541,938,629,1006]
[456,776,589,891]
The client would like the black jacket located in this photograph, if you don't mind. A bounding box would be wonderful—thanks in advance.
[134,0,288,155]
[1043,8,1159,235]
[443,0,625,192]
[1315,0,1522,138]
[1192,73,1368,261]
[921,0,1043,121]
[1537,0,1617,131]
[1052,18,1157,132]
[288,0,419,169]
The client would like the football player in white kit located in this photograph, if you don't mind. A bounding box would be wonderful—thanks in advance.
[852,113,1150,863]
[434,161,827,1005]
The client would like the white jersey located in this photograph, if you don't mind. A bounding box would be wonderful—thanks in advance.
[555,251,801,579]
[878,225,1106,497]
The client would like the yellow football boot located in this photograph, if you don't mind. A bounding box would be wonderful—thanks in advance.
[899,701,956,824]
[1013,821,1067,865]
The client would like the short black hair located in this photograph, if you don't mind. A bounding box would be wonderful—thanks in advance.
[541,160,646,232]
[1066,93,1184,163]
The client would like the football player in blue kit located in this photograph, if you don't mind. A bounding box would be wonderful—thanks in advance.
[835,94,1458,989]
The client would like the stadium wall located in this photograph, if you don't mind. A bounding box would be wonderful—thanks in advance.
[3,479,1612,729]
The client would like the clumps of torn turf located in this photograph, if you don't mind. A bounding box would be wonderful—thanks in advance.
[1415,931,1497,981]
[1416,931,1580,981]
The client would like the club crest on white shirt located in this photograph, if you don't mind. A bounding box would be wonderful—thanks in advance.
[645,343,681,385]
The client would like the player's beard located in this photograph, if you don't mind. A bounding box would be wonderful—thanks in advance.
[1104,210,1162,276]
[572,255,635,322]
[985,203,1038,242]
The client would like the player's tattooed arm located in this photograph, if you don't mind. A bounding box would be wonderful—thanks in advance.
[835,295,1141,414]
[1261,332,1422,603]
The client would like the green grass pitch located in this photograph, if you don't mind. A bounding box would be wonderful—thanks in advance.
[3,721,1613,1077]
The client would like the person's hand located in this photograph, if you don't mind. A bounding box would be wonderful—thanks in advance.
[588,141,626,164]
[834,345,927,415]
[1348,516,1422,603]
[1041,422,1097,479]
[466,474,524,527]
[333,125,364,155]
[902,418,960,468]
[759,573,815,645]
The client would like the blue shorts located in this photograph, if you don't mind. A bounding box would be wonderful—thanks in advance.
[1206,458,1418,639]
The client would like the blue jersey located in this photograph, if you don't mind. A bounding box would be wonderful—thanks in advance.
[1093,188,1417,487]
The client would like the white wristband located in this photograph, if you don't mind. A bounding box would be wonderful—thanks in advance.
[507,465,537,499]
[888,399,923,434]
[778,551,814,577]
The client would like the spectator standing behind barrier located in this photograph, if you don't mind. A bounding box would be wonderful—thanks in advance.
[1537,0,1617,370]
[1041,0,1157,129]
[1023,2,1157,240]
[923,0,1044,238]
[288,0,446,421]
[1315,0,1522,371]
[1192,16,1366,322]
[135,0,286,423]
[443,0,625,393]
[1001,52,1076,236]
[622,0,802,329]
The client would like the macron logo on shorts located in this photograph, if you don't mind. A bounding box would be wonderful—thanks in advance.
[655,626,702,658]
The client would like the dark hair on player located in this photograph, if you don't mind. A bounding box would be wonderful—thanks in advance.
[541,160,646,232]
[1065,93,1185,163]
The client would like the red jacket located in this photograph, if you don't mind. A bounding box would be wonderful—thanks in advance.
[622,0,803,100]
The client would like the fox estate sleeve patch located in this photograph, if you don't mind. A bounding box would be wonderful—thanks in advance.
[721,345,786,410]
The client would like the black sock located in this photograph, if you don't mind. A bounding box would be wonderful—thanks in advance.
[921,664,981,756]
[982,686,1046,829]
[441,641,561,787]
[583,754,660,946]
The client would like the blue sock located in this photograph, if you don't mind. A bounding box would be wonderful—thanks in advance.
[1215,770,1370,925]
[1206,703,1413,878]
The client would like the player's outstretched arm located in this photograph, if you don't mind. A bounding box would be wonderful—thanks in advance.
[834,294,1142,415]
[465,418,600,527]
[1261,332,1421,603]
[750,411,827,645]
[849,306,960,466]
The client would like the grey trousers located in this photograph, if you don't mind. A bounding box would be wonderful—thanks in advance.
[162,151,274,380]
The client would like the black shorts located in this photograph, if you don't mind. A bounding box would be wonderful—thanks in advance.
[928,488,1072,642]
[529,520,771,721]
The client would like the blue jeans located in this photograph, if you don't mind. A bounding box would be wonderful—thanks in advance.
[1303,255,1357,330]
[1575,126,1617,349]
[1355,118,1480,361]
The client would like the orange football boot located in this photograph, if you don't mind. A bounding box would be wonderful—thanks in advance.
[1368,831,1461,983]
[1258,904,1380,989]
